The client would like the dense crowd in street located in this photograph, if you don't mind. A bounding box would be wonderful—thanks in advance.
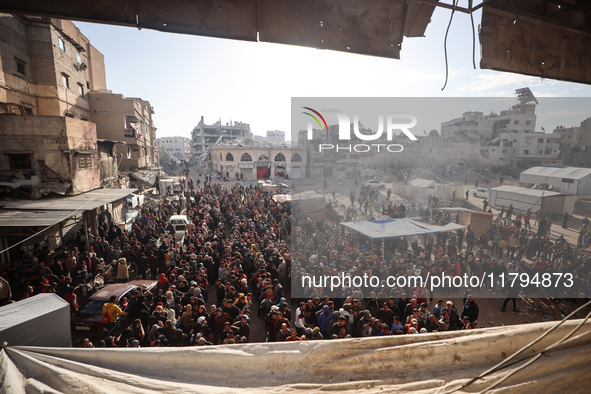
[1,177,590,348]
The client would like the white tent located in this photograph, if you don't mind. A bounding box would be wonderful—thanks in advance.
[489,185,577,216]
[340,218,466,239]
[0,294,72,347]
[519,166,591,195]
[1,320,589,393]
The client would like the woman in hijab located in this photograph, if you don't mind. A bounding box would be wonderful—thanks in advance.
[165,291,174,308]
[132,318,145,343]
[157,273,169,291]
[166,308,177,326]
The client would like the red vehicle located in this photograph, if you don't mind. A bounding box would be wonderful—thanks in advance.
[71,280,156,335]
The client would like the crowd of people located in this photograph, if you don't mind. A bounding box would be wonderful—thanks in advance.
[291,195,591,317]
[1,174,590,348]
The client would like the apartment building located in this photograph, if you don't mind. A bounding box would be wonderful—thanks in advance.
[0,15,106,118]
[555,117,591,167]
[157,136,191,158]
[0,15,106,195]
[441,104,536,143]
[481,131,561,166]
[89,90,157,171]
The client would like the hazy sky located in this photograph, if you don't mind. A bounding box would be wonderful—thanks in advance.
[76,7,591,139]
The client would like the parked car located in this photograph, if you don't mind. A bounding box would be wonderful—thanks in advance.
[71,280,157,335]
[473,188,489,198]
[363,180,386,189]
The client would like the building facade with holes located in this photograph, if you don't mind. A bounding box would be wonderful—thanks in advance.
[210,145,306,180]
[88,90,158,171]
[0,15,106,118]
[0,16,107,197]
[191,116,252,153]
[0,115,100,196]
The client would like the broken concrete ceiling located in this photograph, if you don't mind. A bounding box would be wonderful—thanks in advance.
[1,0,590,84]
[1,0,436,59]
[480,0,591,85]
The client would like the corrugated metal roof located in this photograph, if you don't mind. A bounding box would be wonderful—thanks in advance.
[0,188,137,211]
[0,188,137,227]
[490,185,562,197]
[520,166,591,180]
[0,210,77,227]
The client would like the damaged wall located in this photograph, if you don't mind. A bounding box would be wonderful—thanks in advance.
[0,114,100,194]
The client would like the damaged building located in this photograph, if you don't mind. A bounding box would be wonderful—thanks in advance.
[192,117,252,153]
[0,15,107,196]
[89,90,158,172]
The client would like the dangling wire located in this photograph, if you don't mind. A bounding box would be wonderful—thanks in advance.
[441,0,459,91]
[470,0,476,69]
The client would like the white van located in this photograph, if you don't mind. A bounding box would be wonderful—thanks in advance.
[167,215,190,236]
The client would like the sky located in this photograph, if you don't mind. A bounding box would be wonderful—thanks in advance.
[76,6,591,140]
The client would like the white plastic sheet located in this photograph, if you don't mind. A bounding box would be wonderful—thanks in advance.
[1,320,589,393]
[0,294,72,348]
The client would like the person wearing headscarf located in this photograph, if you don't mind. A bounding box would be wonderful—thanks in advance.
[157,273,169,291]
[132,318,145,343]
[167,308,177,326]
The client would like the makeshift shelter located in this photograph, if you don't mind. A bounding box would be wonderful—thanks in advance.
[159,178,174,195]
[291,191,326,212]
[340,218,465,239]
[437,207,493,238]
[408,178,436,188]
[489,185,577,216]
[272,194,291,203]
[0,294,71,347]
[520,166,591,195]
[125,193,145,209]
[1,320,589,393]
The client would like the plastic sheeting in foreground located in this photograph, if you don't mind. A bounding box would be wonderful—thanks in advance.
[0,294,72,348]
[1,320,589,393]
[340,218,466,239]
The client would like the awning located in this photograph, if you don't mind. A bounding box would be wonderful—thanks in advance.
[0,209,77,227]
[340,218,466,239]
[0,188,137,212]
[0,188,137,227]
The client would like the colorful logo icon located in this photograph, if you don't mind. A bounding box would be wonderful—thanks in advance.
[302,107,328,131]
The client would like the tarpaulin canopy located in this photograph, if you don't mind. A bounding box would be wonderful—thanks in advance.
[0,294,72,348]
[1,320,589,393]
[340,218,466,239]
[272,194,291,203]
